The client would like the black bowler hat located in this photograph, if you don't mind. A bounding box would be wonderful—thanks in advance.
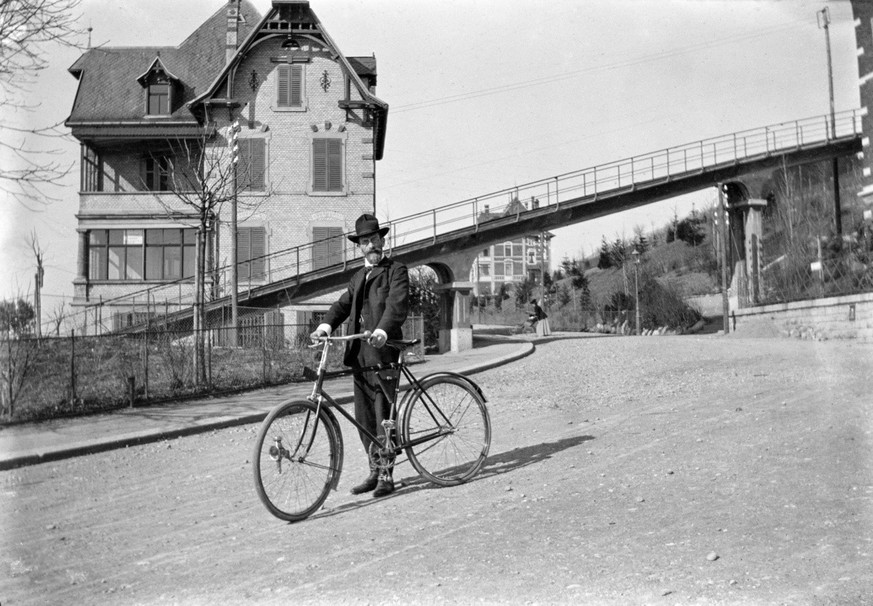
[348,213,389,243]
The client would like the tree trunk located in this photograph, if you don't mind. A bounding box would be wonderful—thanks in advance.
[193,225,206,386]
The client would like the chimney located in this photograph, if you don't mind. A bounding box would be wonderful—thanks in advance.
[484,204,490,214]
[226,0,240,65]
[531,196,539,210]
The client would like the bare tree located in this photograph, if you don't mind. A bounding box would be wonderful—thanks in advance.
[27,229,45,337]
[47,300,66,336]
[0,295,38,419]
[149,128,268,385]
[0,0,83,206]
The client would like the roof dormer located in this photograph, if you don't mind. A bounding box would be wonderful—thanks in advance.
[136,56,181,117]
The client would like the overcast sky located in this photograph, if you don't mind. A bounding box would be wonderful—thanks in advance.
[1,0,861,310]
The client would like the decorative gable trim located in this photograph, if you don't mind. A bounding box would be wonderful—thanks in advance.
[188,2,388,159]
[135,57,181,87]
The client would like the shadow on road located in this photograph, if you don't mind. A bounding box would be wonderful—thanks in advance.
[311,434,594,522]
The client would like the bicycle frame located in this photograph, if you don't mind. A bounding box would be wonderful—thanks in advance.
[305,335,469,455]
[253,332,492,522]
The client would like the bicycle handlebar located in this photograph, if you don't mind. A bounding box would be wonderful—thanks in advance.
[309,330,372,346]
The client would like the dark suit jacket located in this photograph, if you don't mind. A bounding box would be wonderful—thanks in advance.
[323,256,409,367]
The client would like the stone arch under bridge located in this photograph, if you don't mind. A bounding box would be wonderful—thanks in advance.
[411,248,481,353]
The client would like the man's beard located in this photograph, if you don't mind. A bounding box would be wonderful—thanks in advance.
[365,250,382,264]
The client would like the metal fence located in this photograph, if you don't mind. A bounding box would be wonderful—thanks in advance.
[758,235,873,306]
[1,315,425,425]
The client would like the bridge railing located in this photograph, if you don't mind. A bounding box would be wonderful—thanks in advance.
[83,110,863,322]
[385,109,863,248]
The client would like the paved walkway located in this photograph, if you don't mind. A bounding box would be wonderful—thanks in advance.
[0,336,535,471]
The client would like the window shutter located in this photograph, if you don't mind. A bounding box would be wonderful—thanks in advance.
[249,139,265,191]
[327,139,342,191]
[312,226,329,269]
[327,226,343,267]
[237,227,251,279]
[277,65,290,107]
[312,139,327,191]
[290,65,302,107]
[312,138,343,192]
[239,139,266,191]
[312,226,343,269]
[250,227,266,279]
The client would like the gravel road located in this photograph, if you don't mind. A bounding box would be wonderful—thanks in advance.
[2,334,872,605]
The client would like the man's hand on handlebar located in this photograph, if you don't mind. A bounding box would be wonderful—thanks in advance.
[367,329,387,349]
[310,329,327,344]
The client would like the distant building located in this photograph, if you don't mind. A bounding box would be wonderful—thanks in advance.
[471,197,553,298]
[65,0,387,334]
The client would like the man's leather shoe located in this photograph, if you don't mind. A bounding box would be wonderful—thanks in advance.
[372,478,394,498]
[350,472,379,495]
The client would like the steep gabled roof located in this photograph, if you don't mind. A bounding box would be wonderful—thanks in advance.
[66,1,262,128]
[189,2,388,158]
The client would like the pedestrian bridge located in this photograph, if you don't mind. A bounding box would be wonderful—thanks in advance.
[115,109,864,347]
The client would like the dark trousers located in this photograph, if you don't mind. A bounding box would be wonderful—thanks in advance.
[352,369,395,452]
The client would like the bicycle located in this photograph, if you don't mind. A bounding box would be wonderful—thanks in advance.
[252,331,492,522]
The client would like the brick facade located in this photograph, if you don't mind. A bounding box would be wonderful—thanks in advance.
[66,1,387,335]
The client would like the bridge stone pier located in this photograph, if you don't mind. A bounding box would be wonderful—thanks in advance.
[724,181,768,306]
[420,248,481,353]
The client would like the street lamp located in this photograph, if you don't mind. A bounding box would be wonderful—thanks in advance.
[632,248,641,336]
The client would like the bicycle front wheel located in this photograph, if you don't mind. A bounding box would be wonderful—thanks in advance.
[253,400,341,522]
[401,375,491,486]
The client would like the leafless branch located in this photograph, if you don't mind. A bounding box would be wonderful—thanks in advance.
[0,0,84,206]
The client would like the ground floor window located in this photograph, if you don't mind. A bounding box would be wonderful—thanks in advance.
[89,228,196,281]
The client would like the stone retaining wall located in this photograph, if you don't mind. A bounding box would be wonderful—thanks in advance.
[731,292,873,342]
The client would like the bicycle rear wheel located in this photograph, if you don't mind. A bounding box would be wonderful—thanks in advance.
[401,375,491,486]
[253,400,341,522]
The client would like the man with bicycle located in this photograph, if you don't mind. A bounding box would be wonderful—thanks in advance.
[310,214,409,498]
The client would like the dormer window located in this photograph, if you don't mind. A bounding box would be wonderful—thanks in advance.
[148,76,171,115]
[136,57,180,117]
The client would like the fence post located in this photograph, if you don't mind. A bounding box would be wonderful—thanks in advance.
[5,338,12,416]
[262,337,267,384]
[143,332,149,401]
[127,376,136,408]
[70,329,77,405]
[207,325,212,387]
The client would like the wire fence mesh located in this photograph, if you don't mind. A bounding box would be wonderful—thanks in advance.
[1,316,425,425]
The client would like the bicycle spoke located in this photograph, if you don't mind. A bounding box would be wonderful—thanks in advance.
[253,401,340,522]
[402,376,491,486]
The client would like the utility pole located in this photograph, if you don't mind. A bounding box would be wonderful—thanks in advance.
[229,119,241,347]
[819,6,842,235]
[717,184,730,334]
